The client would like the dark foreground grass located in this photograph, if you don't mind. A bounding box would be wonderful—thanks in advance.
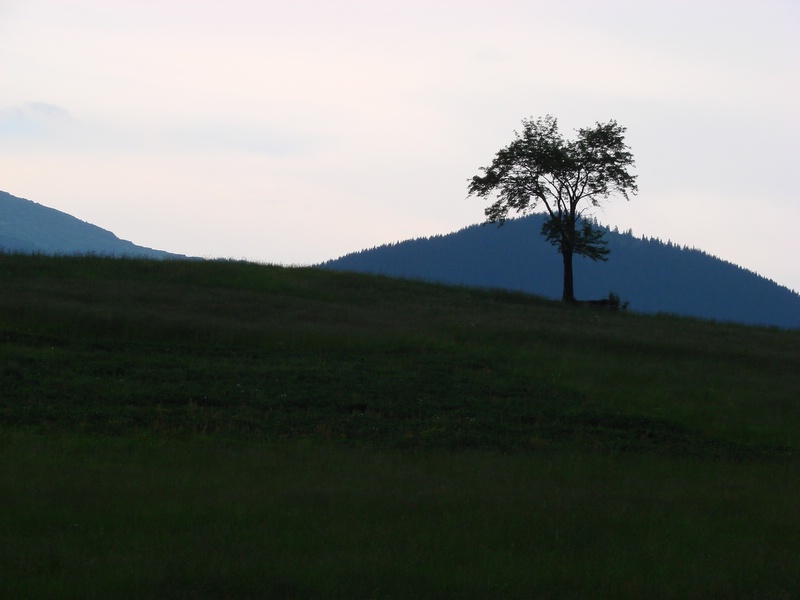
[1,254,800,597]
[4,324,793,459]
[2,433,799,599]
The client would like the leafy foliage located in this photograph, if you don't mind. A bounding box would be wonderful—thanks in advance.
[541,215,610,262]
[468,115,637,301]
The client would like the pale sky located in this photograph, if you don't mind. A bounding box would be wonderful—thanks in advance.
[2,0,799,292]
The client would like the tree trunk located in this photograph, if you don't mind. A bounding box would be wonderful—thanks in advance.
[561,246,575,302]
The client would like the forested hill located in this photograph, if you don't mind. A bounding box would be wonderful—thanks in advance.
[0,190,184,259]
[321,214,800,330]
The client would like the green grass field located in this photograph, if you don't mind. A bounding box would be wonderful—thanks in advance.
[1,254,799,598]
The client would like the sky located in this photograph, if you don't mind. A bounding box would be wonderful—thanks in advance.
[2,0,799,292]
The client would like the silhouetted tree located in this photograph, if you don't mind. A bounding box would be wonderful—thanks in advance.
[468,115,637,302]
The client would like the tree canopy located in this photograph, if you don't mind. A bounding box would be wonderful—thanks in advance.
[468,115,637,302]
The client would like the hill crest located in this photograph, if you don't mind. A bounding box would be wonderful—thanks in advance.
[321,214,800,330]
[0,190,184,259]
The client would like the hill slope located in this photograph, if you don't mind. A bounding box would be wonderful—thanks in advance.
[321,214,800,329]
[0,190,184,258]
[2,252,798,457]
[2,254,799,597]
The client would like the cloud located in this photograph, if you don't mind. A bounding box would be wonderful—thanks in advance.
[0,101,72,137]
[23,101,71,119]
[161,122,323,157]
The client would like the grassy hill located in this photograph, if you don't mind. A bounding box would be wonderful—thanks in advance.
[1,254,799,598]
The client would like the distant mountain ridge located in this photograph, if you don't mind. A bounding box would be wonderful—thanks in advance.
[0,190,184,259]
[321,214,800,329]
